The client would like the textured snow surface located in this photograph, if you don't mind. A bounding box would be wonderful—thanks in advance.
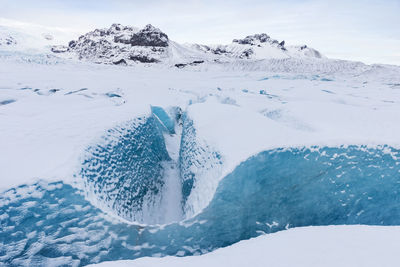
[90,225,400,267]
[1,59,399,191]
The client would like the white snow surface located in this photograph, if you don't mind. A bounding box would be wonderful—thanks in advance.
[89,225,400,267]
[0,18,80,53]
[1,57,400,200]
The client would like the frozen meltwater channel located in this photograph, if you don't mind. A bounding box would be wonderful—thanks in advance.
[158,123,184,223]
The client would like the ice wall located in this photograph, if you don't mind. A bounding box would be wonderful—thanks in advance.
[179,114,223,218]
[151,106,176,134]
[80,115,171,223]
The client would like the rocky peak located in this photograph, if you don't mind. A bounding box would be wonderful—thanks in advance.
[233,33,285,49]
[233,33,271,45]
[73,23,169,48]
[128,24,169,47]
[52,23,170,64]
[109,23,130,33]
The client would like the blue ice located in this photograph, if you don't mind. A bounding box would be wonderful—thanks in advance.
[80,115,170,222]
[151,106,175,134]
[2,146,400,266]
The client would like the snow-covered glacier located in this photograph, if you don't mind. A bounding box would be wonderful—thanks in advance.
[1,23,400,267]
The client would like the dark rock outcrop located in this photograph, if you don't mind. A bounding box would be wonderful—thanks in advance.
[233,33,286,50]
[0,36,17,46]
[129,55,159,63]
[113,58,127,65]
[175,60,205,68]
[128,24,168,47]
[233,33,271,45]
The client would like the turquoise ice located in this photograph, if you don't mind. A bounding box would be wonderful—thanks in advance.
[2,145,400,266]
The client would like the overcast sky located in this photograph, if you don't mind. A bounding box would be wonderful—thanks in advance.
[0,0,399,65]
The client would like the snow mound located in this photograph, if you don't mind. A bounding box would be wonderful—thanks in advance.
[89,225,400,267]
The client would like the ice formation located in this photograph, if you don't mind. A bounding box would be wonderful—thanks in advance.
[80,107,223,224]
[2,146,400,266]
[80,115,171,223]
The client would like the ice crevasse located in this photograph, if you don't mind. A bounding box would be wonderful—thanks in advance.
[1,105,400,266]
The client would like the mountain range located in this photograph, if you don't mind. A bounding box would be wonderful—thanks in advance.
[1,23,323,67]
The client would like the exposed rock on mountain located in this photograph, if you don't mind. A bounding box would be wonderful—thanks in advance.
[0,35,16,46]
[50,24,169,64]
[175,60,205,68]
[127,24,168,47]
[233,33,285,50]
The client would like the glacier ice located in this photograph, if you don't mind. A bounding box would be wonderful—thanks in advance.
[80,115,171,223]
[0,99,16,106]
[151,106,176,134]
[2,146,400,266]
[80,108,222,223]
[179,114,223,217]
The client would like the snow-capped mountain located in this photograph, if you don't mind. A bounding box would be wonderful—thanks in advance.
[0,22,380,76]
[0,22,79,54]
[51,24,169,64]
[190,33,323,61]
[48,23,323,66]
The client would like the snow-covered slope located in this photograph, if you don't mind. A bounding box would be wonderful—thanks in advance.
[0,21,79,53]
[90,226,400,267]
[0,25,54,53]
